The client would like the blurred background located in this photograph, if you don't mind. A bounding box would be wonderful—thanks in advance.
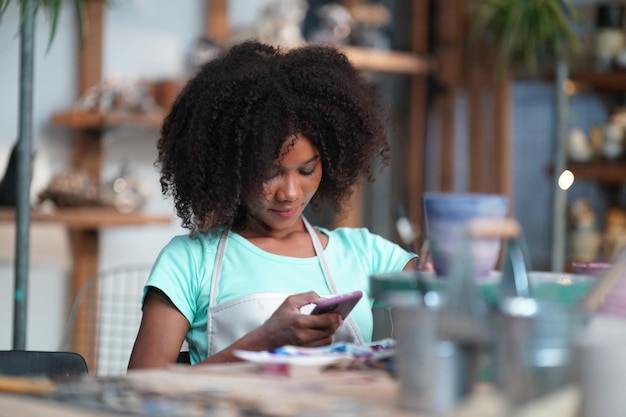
[0,0,624,351]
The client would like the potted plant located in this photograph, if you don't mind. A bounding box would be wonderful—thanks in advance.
[470,0,582,76]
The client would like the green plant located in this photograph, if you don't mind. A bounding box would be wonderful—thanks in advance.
[470,0,582,75]
[0,0,110,50]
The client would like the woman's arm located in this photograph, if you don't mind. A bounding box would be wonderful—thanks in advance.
[128,290,343,368]
[402,257,420,271]
[128,288,190,370]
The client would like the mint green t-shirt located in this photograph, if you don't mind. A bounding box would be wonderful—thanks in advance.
[145,226,416,364]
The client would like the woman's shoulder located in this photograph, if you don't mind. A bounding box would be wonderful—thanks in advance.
[163,229,225,255]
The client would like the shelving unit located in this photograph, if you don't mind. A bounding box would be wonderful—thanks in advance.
[568,69,626,187]
[568,160,626,185]
[559,67,626,267]
[571,69,626,92]
[51,110,165,129]
[0,207,171,230]
[337,46,432,75]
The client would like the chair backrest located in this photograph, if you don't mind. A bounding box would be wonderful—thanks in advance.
[0,350,88,379]
[60,263,153,376]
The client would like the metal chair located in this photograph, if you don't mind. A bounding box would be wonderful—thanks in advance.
[0,350,88,379]
[60,263,153,376]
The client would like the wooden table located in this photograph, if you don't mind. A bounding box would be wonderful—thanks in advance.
[0,364,412,417]
[0,363,581,417]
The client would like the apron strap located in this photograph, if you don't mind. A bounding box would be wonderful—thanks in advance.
[302,217,365,345]
[303,217,337,293]
[209,228,230,307]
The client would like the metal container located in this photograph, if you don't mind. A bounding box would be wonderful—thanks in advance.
[393,305,478,415]
[492,297,585,406]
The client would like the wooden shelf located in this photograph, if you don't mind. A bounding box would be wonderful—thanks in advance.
[0,207,173,230]
[50,48,432,131]
[51,110,165,129]
[570,70,626,93]
[568,160,626,185]
[340,46,433,75]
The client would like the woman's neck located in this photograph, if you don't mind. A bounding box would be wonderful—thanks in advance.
[234,216,305,239]
[233,216,326,258]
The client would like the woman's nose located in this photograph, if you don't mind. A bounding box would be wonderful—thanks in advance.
[275,175,300,202]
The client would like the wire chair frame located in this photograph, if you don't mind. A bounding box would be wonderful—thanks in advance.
[60,263,153,376]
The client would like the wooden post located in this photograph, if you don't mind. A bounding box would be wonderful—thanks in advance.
[460,1,512,198]
[205,0,229,42]
[467,40,487,192]
[433,0,465,192]
[68,230,99,371]
[494,71,512,198]
[407,0,430,232]
[69,0,105,374]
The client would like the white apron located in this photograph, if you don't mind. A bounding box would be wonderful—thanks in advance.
[206,217,365,357]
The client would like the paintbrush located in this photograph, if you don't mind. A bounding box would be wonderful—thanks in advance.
[394,204,431,301]
[394,204,418,253]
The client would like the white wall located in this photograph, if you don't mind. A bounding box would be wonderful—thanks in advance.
[0,0,229,350]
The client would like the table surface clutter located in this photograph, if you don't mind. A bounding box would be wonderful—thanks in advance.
[0,361,581,417]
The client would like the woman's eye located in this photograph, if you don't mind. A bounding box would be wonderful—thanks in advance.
[300,168,315,176]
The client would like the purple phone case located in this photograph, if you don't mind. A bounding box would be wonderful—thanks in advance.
[310,290,363,319]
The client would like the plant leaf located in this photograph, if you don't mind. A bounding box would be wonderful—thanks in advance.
[45,0,61,52]
[74,0,86,43]
[0,0,11,17]
[470,0,582,76]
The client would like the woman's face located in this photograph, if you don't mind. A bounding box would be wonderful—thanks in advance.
[242,134,322,235]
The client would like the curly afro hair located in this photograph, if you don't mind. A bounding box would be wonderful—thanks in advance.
[157,41,390,234]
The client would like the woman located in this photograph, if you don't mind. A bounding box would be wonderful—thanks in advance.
[128,41,418,369]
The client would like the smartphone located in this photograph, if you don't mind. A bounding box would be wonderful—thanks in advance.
[310,290,363,319]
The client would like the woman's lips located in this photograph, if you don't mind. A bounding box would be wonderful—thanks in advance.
[271,207,299,218]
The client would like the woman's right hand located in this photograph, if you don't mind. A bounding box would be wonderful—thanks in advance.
[257,291,344,349]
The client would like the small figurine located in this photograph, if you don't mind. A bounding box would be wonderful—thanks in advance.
[307,3,354,46]
[604,108,626,160]
[38,167,100,207]
[188,37,224,74]
[229,0,308,47]
[603,117,625,160]
[348,3,392,50]
[73,78,159,114]
[100,163,150,213]
[604,208,626,260]
[568,198,602,263]
[567,127,593,162]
